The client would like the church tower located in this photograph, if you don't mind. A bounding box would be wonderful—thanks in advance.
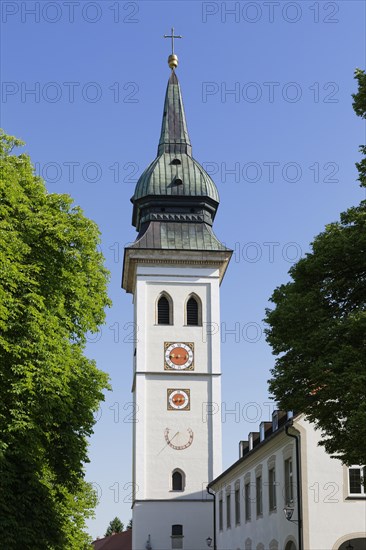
[122,42,232,550]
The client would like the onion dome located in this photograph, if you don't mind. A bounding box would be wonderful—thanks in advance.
[131,72,220,235]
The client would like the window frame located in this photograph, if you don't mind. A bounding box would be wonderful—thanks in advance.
[268,466,277,511]
[245,482,251,522]
[226,490,231,529]
[284,457,294,506]
[235,483,241,525]
[219,496,223,531]
[156,292,173,325]
[256,475,263,517]
[184,293,202,326]
[171,524,183,549]
[171,469,185,492]
[348,465,366,497]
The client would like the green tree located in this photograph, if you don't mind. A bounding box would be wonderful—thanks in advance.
[127,518,133,530]
[105,517,124,536]
[352,69,366,188]
[264,71,366,465]
[0,131,111,548]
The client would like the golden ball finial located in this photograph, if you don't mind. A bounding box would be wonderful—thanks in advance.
[168,54,178,69]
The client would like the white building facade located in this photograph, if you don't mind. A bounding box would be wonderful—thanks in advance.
[208,412,366,550]
[122,63,232,550]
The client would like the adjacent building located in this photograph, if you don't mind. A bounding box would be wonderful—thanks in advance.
[208,411,366,550]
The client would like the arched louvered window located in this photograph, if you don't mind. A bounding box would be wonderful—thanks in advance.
[186,295,201,326]
[172,470,184,491]
[157,293,172,325]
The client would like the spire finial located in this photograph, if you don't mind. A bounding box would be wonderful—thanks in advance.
[163,27,182,70]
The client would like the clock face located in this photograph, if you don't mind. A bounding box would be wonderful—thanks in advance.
[167,389,190,411]
[164,427,194,450]
[164,342,194,371]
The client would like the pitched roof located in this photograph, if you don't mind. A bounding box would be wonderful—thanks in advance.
[93,530,132,550]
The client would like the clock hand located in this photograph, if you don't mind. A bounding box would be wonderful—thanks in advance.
[157,431,179,455]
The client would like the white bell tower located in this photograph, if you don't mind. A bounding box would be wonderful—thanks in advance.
[122,47,231,550]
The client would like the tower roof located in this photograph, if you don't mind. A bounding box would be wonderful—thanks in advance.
[131,71,221,232]
[122,57,232,292]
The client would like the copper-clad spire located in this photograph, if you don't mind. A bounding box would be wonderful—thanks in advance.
[157,71,192,156]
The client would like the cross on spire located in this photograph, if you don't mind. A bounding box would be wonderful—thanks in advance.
[164,27,182,55]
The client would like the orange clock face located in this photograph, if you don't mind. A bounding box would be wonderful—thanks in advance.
[164,342,194,371]
[167,389,190,411]
[170,347,189,366]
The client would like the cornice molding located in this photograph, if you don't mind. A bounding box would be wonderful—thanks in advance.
[122,248,232,293]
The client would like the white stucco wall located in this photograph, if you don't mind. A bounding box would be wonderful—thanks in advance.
[131,263,224,550]
[132,501,213,550]
[211,416,366,550]
[213,430,297,550]
[297,417,366,550]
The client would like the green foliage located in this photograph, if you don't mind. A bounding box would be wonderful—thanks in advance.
[0,130,111,548]
[265,71,366,465]
[352,68,366,119]
[265,204,366,464]
[352,69,366,188]
[105,517,124,536]
[127,518,133,530]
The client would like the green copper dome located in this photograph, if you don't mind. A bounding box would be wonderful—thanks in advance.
[133,153,219,202]
[131,72,220,230]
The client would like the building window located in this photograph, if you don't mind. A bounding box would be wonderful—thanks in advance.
[348,466,366,496]
[219,498,223,531]
[268,467,277,511]
[284,458,294,506]
[186,294,201,326]
[172,469,185,491]
[235,485,240,525]
[245,483,251,521]
[157,293,172,325]
[256,476,263,516]
[171,525,183,549]
[226,492,231,529]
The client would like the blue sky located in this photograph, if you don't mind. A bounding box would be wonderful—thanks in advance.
[1,0,365,539]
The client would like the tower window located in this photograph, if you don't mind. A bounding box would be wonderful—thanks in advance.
[186,295,201,326]
[172,525,183,536]
[171,525,183,549]
[171,158,182,165]
[172,470,185,491]
[157,293,172,325]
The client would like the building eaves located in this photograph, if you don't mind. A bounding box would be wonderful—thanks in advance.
[208,413,301,489]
